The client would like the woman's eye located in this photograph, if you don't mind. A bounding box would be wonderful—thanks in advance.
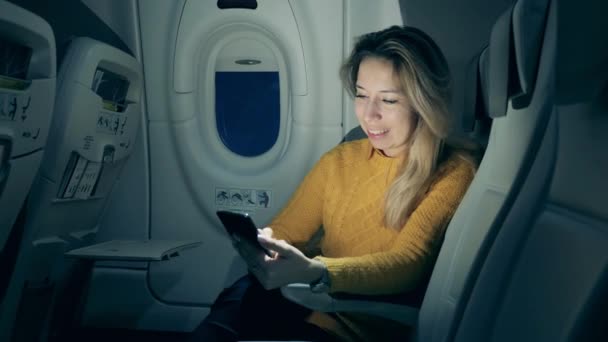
[383,99,398,104]
[355,94,367,99]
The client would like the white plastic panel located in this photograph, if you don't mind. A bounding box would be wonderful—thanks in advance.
[21,37,143,238]
[41,82,140,182]
[288,0,346,126]
[174,0,307,96]
[138,0,185,123]
[41,37,142,184]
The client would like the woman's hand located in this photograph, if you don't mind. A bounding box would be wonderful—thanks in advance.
[254,234,325,290]
[231,227,325,290]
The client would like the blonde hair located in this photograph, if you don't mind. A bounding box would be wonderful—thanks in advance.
[341,26,454,230]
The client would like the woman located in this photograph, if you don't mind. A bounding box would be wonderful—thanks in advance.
[190,25,478,342]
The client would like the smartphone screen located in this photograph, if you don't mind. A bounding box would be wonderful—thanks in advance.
[216,210,273,256]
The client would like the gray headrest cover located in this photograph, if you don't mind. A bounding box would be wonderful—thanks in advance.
[487,5,513,118]
[512,0,551,96]
[462,48,490,131]
[478,48,489,114]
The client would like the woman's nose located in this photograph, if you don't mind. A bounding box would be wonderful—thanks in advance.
[363,99,382,121]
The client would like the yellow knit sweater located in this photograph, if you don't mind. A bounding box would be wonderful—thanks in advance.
[271,139,476,341]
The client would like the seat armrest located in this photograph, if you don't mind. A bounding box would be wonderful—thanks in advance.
[280,283,419,325]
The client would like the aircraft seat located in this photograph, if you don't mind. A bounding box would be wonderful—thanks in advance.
[0,0,56,304]
[455,0,608,340]
[0,36,142,342]
[276,0,555,341]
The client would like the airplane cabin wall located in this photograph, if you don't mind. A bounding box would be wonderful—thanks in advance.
[83,0,403,332]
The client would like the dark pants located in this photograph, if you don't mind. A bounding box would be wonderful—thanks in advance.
[188,274,340,342]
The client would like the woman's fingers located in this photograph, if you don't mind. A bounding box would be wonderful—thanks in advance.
[233,232,308,289]
[257,235,295,257]
[258,227,274,238]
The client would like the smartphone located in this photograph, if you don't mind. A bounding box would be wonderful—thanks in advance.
[216,210,273,256]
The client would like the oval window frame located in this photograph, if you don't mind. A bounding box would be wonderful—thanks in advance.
[196,23,291,173]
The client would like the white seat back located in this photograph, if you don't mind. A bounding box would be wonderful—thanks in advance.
[0,37,142,341]
[455,0,608,340]
[0,0,56,329]
[416,0,553,340]
[0,0,56,265]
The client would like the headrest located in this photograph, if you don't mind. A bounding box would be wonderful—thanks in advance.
[485,0,551,118]
[512,0,551,103]
[478,48,489,104]
[461,48,491,148]
[462,48,489,131]
[486,5,513,118]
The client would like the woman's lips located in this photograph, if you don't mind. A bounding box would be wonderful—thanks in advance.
[367,128,389,138]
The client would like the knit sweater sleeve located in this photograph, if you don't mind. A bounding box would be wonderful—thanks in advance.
[269,152,333,247]
[315,157,476,295]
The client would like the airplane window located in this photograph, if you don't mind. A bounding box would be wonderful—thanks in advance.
[215,71,280,157]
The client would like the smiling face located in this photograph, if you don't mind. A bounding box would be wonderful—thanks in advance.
[354,57,418,157]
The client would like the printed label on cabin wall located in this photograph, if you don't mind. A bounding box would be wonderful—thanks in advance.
[215,187,272,209]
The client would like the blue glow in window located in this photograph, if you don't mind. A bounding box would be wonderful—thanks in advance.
[215,71,280,157]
